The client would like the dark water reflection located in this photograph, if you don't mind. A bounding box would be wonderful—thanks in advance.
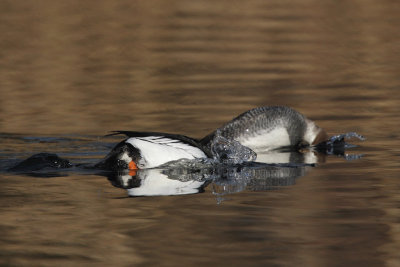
[1,0,400,266]
[108,160,311,199]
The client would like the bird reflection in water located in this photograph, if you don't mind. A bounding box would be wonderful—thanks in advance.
[4,133,364,202]
[5,105,365,202]
[105,149,339,203]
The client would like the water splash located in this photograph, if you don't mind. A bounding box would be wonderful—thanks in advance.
[210,130,257,164]
[159,130,257,169]
[320,132,365,160]
[327,132,365,145]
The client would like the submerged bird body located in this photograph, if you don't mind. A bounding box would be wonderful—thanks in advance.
[96,106,328,171]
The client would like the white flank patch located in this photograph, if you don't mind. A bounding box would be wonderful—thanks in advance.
[238,127,291,152]
[126,136,207,168]
[303,119,319,145]
[127,169,205,196]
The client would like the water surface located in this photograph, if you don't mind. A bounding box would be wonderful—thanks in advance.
[0,0,399,266]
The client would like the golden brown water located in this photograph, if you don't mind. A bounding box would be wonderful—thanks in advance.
[0,0,399,266]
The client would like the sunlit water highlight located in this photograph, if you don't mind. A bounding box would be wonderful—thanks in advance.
[0,0,399,266]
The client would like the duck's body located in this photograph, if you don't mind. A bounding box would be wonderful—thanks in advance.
[201,106,327,152]
[96,106,328,171]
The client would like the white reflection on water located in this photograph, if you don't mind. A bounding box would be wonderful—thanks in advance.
[1,132,364,202]
[104,145,363,201]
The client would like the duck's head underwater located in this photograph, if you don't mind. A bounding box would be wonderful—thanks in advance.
[95,106,334,172]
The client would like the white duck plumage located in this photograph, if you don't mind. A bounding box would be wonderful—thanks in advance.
[97,106,328,170]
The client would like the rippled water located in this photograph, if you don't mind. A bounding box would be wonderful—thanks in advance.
[1,1,399,266]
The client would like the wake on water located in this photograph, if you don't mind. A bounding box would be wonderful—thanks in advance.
[4,131,365,174]
[158,131,365,171]
[1,130,365,201]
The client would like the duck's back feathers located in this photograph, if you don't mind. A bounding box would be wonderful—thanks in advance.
[106,131,210,168]
[107,131,202,149]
